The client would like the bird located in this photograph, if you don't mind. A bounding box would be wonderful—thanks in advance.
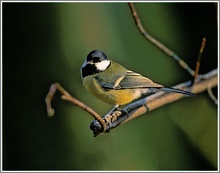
[80,50,195,111]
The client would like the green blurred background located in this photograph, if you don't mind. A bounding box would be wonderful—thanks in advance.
[3,2,218,171]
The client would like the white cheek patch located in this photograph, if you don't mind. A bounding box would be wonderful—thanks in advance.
[95,60,110,71]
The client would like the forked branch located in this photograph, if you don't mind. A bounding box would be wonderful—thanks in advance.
[45,83,106,131]
[128,2,196,77]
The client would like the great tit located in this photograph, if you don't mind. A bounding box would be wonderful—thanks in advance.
[80,50,195,110]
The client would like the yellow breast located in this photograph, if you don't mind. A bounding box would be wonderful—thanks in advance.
[82,75,137,105]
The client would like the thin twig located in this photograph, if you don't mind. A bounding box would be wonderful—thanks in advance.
[128,2,195,76]
[193,38,206,81]
[45,83,106,131]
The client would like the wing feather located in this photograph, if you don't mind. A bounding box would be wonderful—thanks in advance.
[96,70,162,90]
[118,71,162,89]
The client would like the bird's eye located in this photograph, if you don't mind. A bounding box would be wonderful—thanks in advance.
[92,57,100,63]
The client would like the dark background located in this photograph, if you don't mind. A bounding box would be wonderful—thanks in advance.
[3,2,218,170]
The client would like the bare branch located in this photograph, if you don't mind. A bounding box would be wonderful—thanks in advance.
[90,69,217,136]
[128,2,195,76]
[193,38,206,82]
[45,83,106,131]
[123,68,217,123]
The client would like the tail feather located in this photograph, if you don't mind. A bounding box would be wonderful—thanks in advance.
[161,87,196,97]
